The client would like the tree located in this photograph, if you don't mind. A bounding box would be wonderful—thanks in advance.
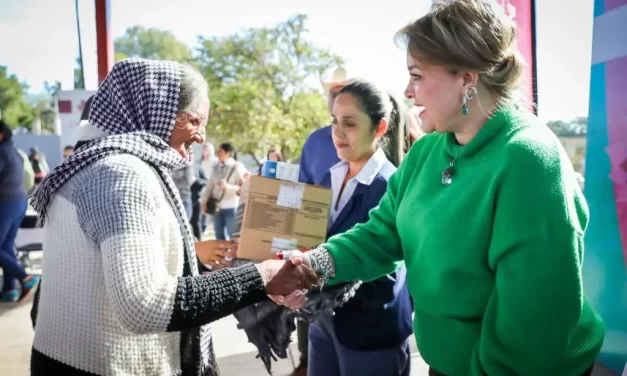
[114,26,192,62]
[0,66,36,129]
[196,14,343,161]
[547,117,587,138]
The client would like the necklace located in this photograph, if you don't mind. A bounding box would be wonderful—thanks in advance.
[441,149,461,185]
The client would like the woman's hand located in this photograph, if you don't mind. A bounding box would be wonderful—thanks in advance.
[269,289,308,310]
[195,240,237,268]
[256,258,319,296]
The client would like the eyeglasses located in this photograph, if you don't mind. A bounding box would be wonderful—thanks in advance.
[177,111,208,129]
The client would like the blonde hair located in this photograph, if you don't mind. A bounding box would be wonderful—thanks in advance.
[396,0,525,104]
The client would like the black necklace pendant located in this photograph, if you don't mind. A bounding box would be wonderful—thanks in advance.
[441,166,455,185]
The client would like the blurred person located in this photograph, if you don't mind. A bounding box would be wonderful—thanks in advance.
[0,120,40,303]
[304,79,413,376]
[171,163,196,220]
[29,147,49,185]
[278,1,605,375]
[15,147,35,192]
[193,142,218,238]
[62,145,74,159]
[28,58,319,376]
[201,142,248,241]
[257,148,283,175]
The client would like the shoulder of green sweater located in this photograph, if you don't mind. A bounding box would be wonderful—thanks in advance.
[498,106,568,171]
[495,106,588,230]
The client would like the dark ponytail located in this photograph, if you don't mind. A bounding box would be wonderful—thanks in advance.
[338,80,411,167]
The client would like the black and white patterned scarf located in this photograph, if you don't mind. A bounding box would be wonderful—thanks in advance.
[31,58,198,272]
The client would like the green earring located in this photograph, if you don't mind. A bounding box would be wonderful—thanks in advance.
[461,86,477,116]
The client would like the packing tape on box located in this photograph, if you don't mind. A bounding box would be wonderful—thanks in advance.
[276,181,305,209]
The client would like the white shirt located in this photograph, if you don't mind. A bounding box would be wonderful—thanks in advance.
[329,148,396,227]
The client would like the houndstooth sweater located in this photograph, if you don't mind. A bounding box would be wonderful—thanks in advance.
[31,154,266,376]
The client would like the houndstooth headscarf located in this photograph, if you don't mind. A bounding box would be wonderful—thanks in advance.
[31,58,197,273]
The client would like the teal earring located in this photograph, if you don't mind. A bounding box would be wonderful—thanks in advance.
[461,86,477,115]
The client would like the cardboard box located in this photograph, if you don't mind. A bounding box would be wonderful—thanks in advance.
[233,175,332,261]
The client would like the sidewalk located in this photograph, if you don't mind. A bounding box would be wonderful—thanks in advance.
[0,252,429,375]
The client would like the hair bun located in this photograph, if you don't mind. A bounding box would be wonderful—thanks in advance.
[492,52,524,89]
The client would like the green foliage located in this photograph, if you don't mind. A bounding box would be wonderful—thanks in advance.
[114,26,192,62]
[196,14,342,161]
[13,15,341,153]
[546,117,587,138]
[0,66,36,129]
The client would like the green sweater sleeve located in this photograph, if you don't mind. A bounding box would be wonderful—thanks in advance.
[323,155,407,284]
[469,138,588,375]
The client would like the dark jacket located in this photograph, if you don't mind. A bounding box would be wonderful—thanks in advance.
[319,170,413,351]
[0,139,28,202]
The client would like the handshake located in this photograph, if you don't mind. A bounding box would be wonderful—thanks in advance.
[256,253,318,309]
[194,240,317,308]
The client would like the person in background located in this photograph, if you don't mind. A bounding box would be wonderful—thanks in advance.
[171,163,196,220]
[306,79,413,376]
[62,146,74,159]
[257,148,283,175]
[193,142,218,238]
[15,147,35,193]
[29,147,49,185]
[280,1,606,375]
[0,120,40,303]
[292,67,351,376]
[201,142,248,241]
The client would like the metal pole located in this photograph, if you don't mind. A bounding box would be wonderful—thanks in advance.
[75,0,85,89]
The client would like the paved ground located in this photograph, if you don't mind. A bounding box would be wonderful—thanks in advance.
[0,251,429,376]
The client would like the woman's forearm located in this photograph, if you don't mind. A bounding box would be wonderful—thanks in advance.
[166,264,267,331]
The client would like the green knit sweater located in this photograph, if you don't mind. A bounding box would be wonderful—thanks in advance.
[320,106,605,375]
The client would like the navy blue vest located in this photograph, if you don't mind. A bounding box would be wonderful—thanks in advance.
[319,171,413,351]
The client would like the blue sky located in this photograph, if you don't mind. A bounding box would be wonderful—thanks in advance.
[0,0,593,122]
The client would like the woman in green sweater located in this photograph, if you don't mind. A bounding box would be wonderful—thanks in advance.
[277,1,606,375]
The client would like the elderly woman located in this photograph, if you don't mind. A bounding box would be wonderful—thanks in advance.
[280,1,606,375]
[29,58,317,376]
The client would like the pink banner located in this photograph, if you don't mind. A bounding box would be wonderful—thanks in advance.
[495,0,537,111]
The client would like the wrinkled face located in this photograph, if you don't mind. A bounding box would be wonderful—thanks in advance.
[403,51,465,134]
[169,97,209,160]
[331,93,387,163]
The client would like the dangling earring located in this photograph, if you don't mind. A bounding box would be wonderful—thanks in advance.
[461,86,477,115]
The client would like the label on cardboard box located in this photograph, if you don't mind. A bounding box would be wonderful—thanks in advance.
[276,182,305,209]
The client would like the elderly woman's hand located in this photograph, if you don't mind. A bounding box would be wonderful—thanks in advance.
[195,240,237,269]
[256,258,319,296]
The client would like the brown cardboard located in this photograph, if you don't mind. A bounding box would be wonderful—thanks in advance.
[233,175,332,261]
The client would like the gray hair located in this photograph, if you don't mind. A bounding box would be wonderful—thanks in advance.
[178,62,209,113]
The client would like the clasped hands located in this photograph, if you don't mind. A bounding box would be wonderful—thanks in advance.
[257,251,317,310]
[195,241,316,308]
